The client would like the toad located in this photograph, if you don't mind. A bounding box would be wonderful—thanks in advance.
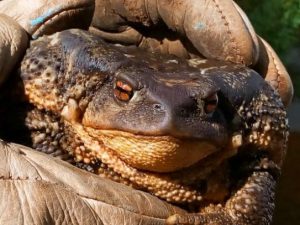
[0,29,288,225]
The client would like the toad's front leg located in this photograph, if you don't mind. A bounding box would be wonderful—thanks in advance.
[166,162,277,225]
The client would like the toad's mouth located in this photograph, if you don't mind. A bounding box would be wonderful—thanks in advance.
[66,121,238,204]
[84,127,219,173]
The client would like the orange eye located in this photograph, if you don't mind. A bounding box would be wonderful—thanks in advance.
[114,80,133,102]
[204,93,218,114]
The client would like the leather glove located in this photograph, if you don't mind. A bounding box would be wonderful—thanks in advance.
[0,14,28,85]
[0,141,184,225]
[0,0,294,104]
[90,0,294,107]
[0,1,294,224]
[0,0,94,86]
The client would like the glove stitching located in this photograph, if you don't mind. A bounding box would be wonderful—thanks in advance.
[267,47,282,91]
[0,177,31,180]
[211,0,242,63]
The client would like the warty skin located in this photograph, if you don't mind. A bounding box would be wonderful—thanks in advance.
[0,29,288,225]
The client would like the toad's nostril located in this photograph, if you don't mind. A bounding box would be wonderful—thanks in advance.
[204,93,218,114]
[153,104,162,110]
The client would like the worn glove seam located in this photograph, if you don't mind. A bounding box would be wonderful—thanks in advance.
[267,48,282,91]
[0,177,33,180]
[211,0,242,63]
[0,177,168,220]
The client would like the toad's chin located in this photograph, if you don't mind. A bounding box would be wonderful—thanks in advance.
[65,120,238,204]
[84,127,219,173]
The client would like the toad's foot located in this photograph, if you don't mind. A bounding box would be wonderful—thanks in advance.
[166,163,277,225]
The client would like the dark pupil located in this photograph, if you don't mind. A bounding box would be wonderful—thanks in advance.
[114,81,133,102]
[206,99,218,105]
[204,94,218,113]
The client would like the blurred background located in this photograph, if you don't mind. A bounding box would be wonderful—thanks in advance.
[237,0,300,97]
[237,1,300,224]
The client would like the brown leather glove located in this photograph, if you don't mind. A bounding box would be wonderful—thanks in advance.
[0,0,94,37]
[0,0,94,86]
[0,141,184,225]
[0,1,293,224]
[90,0,293,107]
[0,0,294,105]
[0,15,28,86]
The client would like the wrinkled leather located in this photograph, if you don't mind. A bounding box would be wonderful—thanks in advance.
[0,0,94,87]
[232,3,293,106]
[0,0,94,38]
[255,37,294,107]
[0,15,28,86]
[0,1,294,224]
[90,0,293,107]
[0,140,184,225]
[91,0,257,65]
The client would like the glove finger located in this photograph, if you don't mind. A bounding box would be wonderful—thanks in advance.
[0,141,185,225]
[255,37,294,107]
[0,0,95,38]
[0,14,28,87]
[91,0,258,65]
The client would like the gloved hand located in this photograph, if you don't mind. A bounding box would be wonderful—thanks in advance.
[0,0,94,85]
[90,0,293,107]
[0,1,293,224]
[0,0,294,106]
[0,141,183,224]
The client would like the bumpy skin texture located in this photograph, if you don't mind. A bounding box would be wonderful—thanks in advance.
[1,30,288,225]
[91,0,293,107]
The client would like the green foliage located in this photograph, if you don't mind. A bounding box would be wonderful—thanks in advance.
[237,0,300,54]
[237,0,300,97]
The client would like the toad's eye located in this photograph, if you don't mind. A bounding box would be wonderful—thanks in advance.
[204,93,218,114]
[114,80,133,102]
